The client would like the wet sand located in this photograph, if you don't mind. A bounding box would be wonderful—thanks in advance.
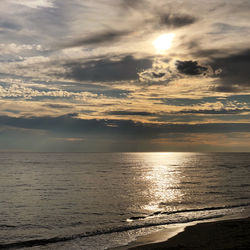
[128,217,250,250]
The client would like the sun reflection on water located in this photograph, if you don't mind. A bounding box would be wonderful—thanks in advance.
[140,153,186,212]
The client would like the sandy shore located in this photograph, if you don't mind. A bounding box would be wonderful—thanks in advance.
[127,217,250,250]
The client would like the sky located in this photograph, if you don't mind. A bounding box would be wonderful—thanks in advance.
[0,0,250,152]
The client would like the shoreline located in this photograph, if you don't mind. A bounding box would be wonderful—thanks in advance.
[128,216,250,250]
[110,216,250,250]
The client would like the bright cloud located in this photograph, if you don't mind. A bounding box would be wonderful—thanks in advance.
[11,0,55,9]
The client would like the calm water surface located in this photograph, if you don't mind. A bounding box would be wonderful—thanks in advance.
[0,152,250,249]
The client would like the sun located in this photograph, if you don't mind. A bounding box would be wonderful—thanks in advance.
[153,33,175,53]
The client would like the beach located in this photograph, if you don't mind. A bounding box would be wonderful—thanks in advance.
[127,217,250,250]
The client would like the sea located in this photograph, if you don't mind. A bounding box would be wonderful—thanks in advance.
[0,152,250,249]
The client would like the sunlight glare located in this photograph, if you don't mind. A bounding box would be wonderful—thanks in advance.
[153,33,175,53]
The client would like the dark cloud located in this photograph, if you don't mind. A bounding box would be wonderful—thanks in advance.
[211,49,250,91]
[160,13,197,28]
[59,30,130,49]
[190,48,250,92]
[179,108,250,115]
[107,111,155,116]
[121,2,197,30]
[152,72,165,78]
[1,115,250,138]
[209,23,249,35]
[63,55,152,82]
[176,60,208,75]
[121,0,145,9]
[159,97,219,106]
[0,19,22,31]
[44,104,73,109]
[191,48,228,58]
[213,85,241,93]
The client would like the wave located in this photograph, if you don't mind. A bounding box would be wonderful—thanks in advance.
[0,214,224,249]
[128,202,250,221]
[1,203,249,249]
[0,224,51,230]
[0,224,16,229]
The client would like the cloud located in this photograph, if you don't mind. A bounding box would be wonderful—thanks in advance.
[209,22,249,35]
[152,72,165,78]
[179,108,250,115]
[1,113,250,151]
[59,30,131,49]
[0,19,22,32]
[138,58,175,84]
[0,83,97,100]
[211,49,250,91]
[107,111,155,116]
[213,85,241,93]
[176,60,208,75]
[55,137,85,142]
[44,104,73,109]
[0,43,43,55]
[63,55,152,82]
[11,0,55,9]
[121,1,197,29]
[1,114,250,137]
[0,0,250,152]
[159,13,197,28]
[121,0,145,9]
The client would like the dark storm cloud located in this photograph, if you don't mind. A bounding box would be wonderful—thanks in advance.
[160,13,197,28]
[1,115,250,138]
[211,49,250,91]
[176,60,208,75]
[107,111,155,116]
[190,47,250,92]
[63,55,152,82]
[59,30,130,49]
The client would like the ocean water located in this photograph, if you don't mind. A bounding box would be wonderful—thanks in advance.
[0,152,250,249]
